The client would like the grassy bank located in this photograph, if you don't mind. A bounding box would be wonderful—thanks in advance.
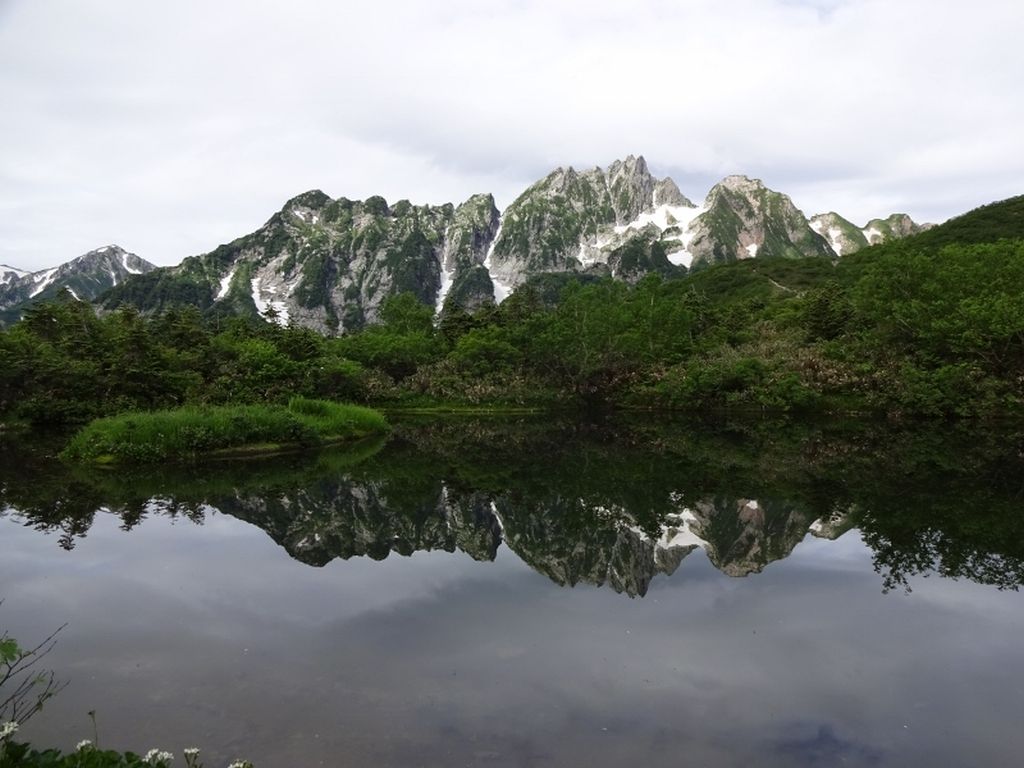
[61,397,388,464]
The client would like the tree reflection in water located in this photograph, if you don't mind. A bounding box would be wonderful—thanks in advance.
[2,417,1022,594]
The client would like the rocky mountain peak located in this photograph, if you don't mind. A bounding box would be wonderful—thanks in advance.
[76,244,132,265]
[653,177,692,207]
[0,244,156,325]
[714,174,766,195]
[283,189,331,211]
[533,165,582,196]
[606,154,656,224]
[686,175,832,267]
[606,154,650,189]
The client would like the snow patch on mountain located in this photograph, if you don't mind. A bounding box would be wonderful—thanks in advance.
[630,509,708,553]
[575,201,707,269]
[216,266,237,300]
[29,268,59,298]
[250,277,290,325]
[620,202,709,268]
[826,227,845,256]
[435,241,457,314]
[122,251,143,274]
[483,220,514,304]
[614,203,697,237]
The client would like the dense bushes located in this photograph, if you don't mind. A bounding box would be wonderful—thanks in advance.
[61,399,388,463]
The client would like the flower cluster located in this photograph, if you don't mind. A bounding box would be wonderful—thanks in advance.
[0,721,18,741]
[144,748,175,765]
[76,739,93,751]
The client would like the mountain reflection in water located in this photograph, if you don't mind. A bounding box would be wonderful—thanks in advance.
[3,416,1022,595]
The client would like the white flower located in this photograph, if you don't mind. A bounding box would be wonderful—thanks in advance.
[183,748,200,757]
[144,748,175,765]
[227,761,252,768]
[76,739,93,751]
[0,721,18,740]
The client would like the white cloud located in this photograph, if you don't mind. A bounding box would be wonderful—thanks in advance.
[0,0,1021,269]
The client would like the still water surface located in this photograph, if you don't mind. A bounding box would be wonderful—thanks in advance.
[1,417,1023,767]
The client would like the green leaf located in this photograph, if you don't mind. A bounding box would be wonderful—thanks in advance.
[0,637,20,664]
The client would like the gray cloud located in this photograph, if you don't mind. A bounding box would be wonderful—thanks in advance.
[1,0,1021,270]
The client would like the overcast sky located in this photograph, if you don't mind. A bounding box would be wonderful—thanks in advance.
[1,0,1022,271]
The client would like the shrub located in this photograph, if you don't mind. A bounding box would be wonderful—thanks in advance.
[61,401,387,463]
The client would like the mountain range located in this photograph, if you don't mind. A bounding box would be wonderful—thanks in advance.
[0,157,932,330]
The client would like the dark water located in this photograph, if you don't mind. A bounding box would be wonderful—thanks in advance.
[1,416,1023,767]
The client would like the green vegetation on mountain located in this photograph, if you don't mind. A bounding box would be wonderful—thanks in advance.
[0,195,1022,423]
[687,176,835,267]
[883,194,1023,249]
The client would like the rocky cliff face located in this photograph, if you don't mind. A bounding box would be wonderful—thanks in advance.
[90,157,932,332]
[685,176,835,268]
[486,155,699,288]
[0,245,155,325]
[101,191,499,333]
[437,194,500,314]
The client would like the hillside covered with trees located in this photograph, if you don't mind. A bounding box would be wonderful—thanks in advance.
[1,195,1022,424]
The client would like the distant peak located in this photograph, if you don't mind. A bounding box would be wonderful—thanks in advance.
[607,154,649,176]
[718,174,764,190]
[653,177,694,208]
[283,189,331,211]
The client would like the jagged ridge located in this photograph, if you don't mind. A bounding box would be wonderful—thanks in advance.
[31,158,932,333]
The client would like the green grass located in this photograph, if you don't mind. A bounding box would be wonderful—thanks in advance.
[61,397,388,464]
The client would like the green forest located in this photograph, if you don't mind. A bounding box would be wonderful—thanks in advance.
[1,195,1022,426]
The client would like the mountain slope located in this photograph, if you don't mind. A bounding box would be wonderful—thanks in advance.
[836,193,1024,278]
[0,245,155,326]
[889,194,1023,250]
[685,175,835,267]
[808,212,870,256]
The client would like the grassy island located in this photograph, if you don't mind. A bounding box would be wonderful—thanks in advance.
[61,397,388,464]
